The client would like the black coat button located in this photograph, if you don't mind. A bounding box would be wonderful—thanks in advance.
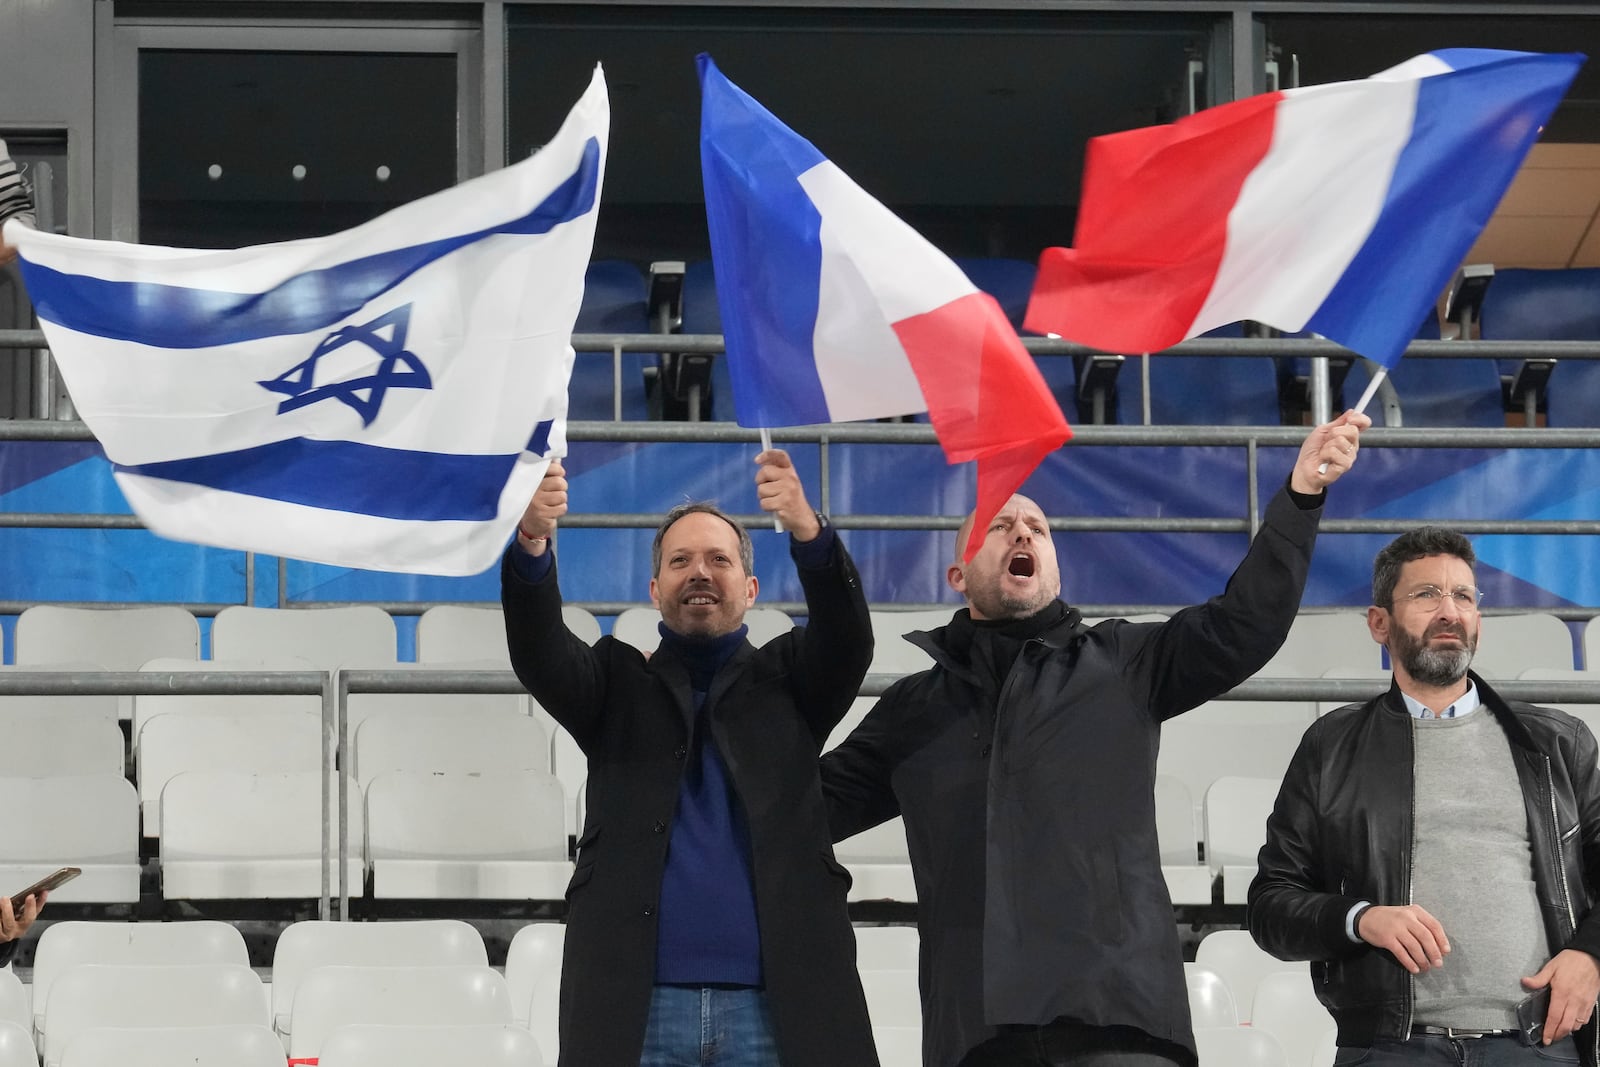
[653,821,666,834]
[643,906,655,917]
[674,746,687,760]
[980,744,992,758]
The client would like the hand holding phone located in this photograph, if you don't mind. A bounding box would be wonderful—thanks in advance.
[10,866,78,911]
[1517,985,1552,1046]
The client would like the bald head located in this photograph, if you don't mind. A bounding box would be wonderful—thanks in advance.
[947,494,1062,621]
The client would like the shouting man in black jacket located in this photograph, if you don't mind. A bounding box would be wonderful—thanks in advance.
[822,412,1368,1067]
[1251,527,1600,1064]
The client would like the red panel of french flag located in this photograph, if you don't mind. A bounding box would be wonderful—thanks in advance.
[697,54,1072,561]
[1026,49,1583,368]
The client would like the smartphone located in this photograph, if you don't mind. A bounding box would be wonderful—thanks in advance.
[1517,985,1552,1046]
[10,866,79,910]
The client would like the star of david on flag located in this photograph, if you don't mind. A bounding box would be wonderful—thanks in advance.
[5,67,609,576]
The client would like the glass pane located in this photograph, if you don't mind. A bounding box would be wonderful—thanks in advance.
[139,49,457,247]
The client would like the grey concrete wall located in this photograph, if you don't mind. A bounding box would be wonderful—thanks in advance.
[0,0,96,236]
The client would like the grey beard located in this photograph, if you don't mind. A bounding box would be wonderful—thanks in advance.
[1404,644,1473,687]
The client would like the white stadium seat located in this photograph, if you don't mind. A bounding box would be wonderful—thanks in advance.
[0,775,140,904]
[854,925,919,972]
[1251,970,1337,1067]
[211,605,397,666]
[317,1023,546,1067]
[1194,929,1308,1025]
[867,609,948,675]
[505,922,565,1035]
[133,657,319,758]
[352,709,549,787]
[0,1022,37,1067]
[418,604,600,662]
[1182,964,1238,1029]
[1473,612,1575,677]
[286,965,513,1060]
[872,1024,922,1067]
[1193,1027,1288,1067]
[1155,774,1210,905]
[137,711,321,836]
[59,1025,285,1067]
[0,711,122,777]
[835,818,916,902]
[1157,701,1314,802]
[859,968,921,1029]
[15,606,200,668]
[42,963,268,1067]
[1203,776,1283,904]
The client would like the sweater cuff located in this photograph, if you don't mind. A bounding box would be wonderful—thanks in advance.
[508,541,555,584]
[789,520,837,570]
[1286,476,1326,510]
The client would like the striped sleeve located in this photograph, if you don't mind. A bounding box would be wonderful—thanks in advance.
[0,140,37,230]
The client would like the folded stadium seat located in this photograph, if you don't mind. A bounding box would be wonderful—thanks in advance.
[0,775,139,904]
[210,605,397,667]
[415,605,601,663]
[344,664,534,737]
[666,261,726,421]
[0,1023,37,1067]
[351,709,550,788]
[505,922,565,1036]
[1469,612,1575,678]
[316,1023,547,1067]
[569,259,651,421]
[1317,664,1392,717]
[271,919,487,1039]
[1182,965,1239,1029]
[132,657,319,760]
[866,609,949,676]
[32,920,248,1039]
[1191,1028,1289,1067]
[1517,668,1600,738]
[1193,929,1309,1026]
[15,606,201,668]
[858,968,921,1029]
[1249,971,1338,1067]
[1202,776,1282,905]
[1340,310,1504,427]
[1154,775,1210,906]
[0,711,121,777]
[364,770,572,900]
[1478,266,1600,427]
[137,711,322,838]
[159,771,364,901]
[41,963,268,1067]
[833,818,916,903]
[1155,701,1315,803]
[611,606,794,653]
[58,1025,287,1067]
[872,1025,922,1067]
[1115,321,1281,426]
[854,925,919,972]
[1255,612,1380,677]
[285,965,514,1062]
[0,972,27,1036]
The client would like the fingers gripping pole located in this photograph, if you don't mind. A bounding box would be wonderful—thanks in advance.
[1318,366,1386,475]
[759,427,782,532]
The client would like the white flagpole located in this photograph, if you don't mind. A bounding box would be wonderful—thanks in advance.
[759,426,782,532]
[1319,366,1385,475]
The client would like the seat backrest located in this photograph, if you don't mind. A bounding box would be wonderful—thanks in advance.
[1191,1027,1289,1067]
[1473,612,1575,677]
[1154,774,1199,866]
[1203,776,1283,871]
[867,610,950,675]
[0,971,27,1033]
[872,1025,922,1067]
[570,259,651,422]
[271,919,487,1035]
[133,658,319,755]
[0,774,138,866]
[834,817,911,865]
[1517,667,1600,737]
[1157,702,1315,800]
[15,606,199,668]
[1257,613,1378,677]
[0,1022,37,1067]
[854,925,919,972]
[1250,970,1337,1065]
[286,965,513,1058]
[1116,324,1280,426]
[1183,964,1238,1029]
[858,969,922,1029]
[138,712,322,836]
[211,605,396,666]
[1478,267,1600,427]
[1194,929,1308,1025]
[345,664,532,734]
[317,1023,547,1067]
[365,770,567,861]
[0,710,123,776]
[824,696,876,752]
[353,710,549,787]
[417,604,602,663]
[34,920,249,1032]
[59,1024,287,1067]
[160,770,363,863]
[504,923,565,1031]
[43,964,268,1067]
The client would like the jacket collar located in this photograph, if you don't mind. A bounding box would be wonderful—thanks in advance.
[908,600,1088,685]
[1378,670,1539,750]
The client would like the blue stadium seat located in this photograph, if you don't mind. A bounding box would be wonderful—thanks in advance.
[953,257,1074,412]
[668,260,729,421]
[569,260,651,421]
[1115,321,1281,426]
[1478,267,1600,427]
[1342,310,1505,427]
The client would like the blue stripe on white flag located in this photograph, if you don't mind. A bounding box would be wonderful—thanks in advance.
[24,138,602,350]
[113,418,555,522]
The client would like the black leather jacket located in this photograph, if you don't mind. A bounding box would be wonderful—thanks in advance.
[1249,674,1600,1064]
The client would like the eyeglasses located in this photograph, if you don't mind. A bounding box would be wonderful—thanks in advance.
[1394,585,1485,613]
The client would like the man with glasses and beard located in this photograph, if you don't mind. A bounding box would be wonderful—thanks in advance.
[1251,527,1600,1064]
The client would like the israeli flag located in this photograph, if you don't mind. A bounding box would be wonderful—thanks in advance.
[6,68,608,576]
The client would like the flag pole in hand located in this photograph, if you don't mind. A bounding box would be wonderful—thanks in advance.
[1319,366,1386,475]
[759,427,782,532]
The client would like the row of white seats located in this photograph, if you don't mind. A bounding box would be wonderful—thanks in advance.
[7,603,1594,675]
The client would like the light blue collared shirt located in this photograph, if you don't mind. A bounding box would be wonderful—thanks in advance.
[1344,681,1482,942]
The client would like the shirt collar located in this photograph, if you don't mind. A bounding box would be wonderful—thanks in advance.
[1400,681,1481,720]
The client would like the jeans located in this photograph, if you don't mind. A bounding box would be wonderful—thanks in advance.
[958,1021,1189,1066]
[1333,1035,1581,1066]
[639,985,781,1067]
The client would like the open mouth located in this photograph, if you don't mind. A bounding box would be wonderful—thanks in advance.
[683,593,719,606]
[1007,554,1035,578]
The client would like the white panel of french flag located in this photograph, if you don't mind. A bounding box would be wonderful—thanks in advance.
[1027,49,1583,367]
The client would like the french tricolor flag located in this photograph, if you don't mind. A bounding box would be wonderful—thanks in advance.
[697,54,1071,561]
[1025,49,1583,368]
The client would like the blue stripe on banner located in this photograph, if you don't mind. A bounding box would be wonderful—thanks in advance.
[1307,52,1582,368]
[117,417,554,521]
[698,54,832,427]
[23,139,603,350]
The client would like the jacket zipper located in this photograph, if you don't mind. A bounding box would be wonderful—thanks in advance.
[1543,756,1596,1062]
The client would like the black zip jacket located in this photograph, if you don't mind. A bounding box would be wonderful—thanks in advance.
[822,485,1321,1067]
[1249,675,1600,1063]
